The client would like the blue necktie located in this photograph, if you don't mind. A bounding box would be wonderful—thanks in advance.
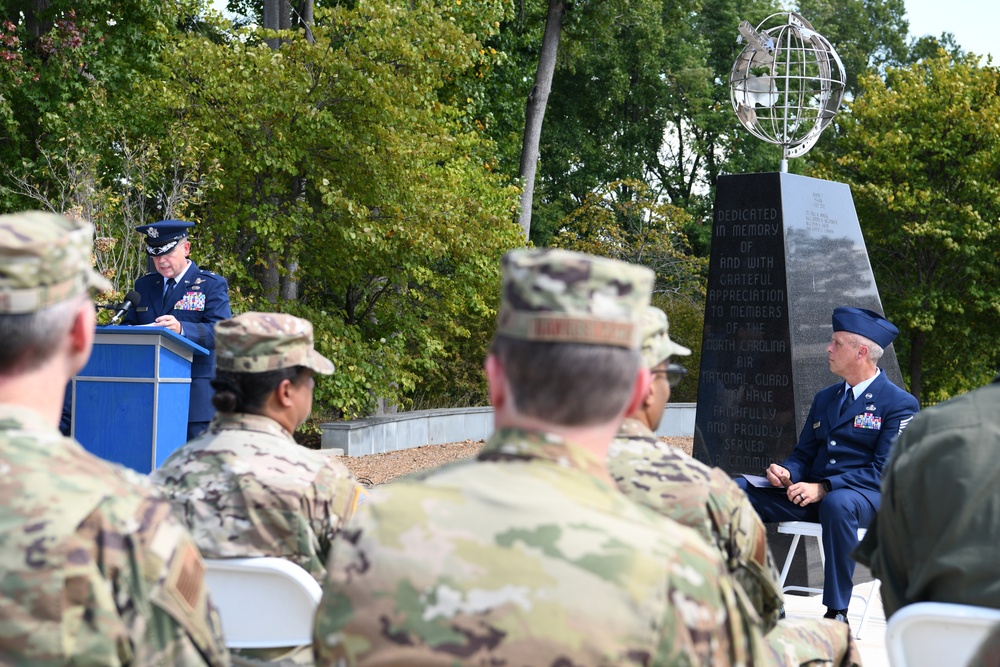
[162,278,176,310]
[840,387,855,416]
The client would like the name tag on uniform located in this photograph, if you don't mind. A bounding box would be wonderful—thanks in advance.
[813,421,821,429]
[173,292,206,311]
[136,307,148,312]
[854,413,882,430]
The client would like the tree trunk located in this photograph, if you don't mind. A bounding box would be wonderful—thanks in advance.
[261,252,280,304]
[261,0,304,304]
[25,0,52,39]
[516,0,565,242]
[279,0,291,30]
[263,0,281,49]
[279,261,299,300]
[298,0,315,43]
[907,329,924,404]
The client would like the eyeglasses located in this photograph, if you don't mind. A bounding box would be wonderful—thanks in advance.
[652,363,688,387]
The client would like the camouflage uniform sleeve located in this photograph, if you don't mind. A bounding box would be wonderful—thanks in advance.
[765,617,862,667]
[609,436,784,632]
[705,467,784,632]
[657,531,767,667]
[308,458,368,571]
[95,493,230,666]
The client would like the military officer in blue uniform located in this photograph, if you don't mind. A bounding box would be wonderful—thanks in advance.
[124,220,232,440]
[736,306,918,625]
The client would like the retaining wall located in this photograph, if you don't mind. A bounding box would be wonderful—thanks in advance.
[321,403,696,456]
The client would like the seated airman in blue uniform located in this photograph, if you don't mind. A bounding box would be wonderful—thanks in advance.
[124,220,232,440]
[736,306,919,625]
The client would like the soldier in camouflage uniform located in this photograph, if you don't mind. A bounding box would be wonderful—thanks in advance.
[314,248,767,666]
[153,312,367,666]
[0,211,229,666]
[608,306,862,667]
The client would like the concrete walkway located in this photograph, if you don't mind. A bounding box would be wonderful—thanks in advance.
[783,580,889,667]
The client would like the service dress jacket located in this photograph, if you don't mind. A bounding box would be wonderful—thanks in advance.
[783,371,918,511]
[124,261,232,424]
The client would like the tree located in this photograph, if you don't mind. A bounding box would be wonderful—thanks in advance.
[809,52,1000,402]
[3,0,524,418]
[6,129,220,295]
[138,3,523,416]
[519,0,784,248]
[793,0,909,94]
[907,32,964,64]
[0,0,176,210]
[549,179,706,302]
[550,179,707,399]
[515,0,563,240]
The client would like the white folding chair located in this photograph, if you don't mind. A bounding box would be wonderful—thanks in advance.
[776,521,882,639]
[203,557,322,649]
[886,601,1000,667]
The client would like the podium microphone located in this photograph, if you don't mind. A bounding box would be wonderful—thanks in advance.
[109,291,142,325]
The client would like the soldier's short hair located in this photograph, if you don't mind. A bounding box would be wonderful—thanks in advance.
[0,297,84,374]
[492,338,641,426]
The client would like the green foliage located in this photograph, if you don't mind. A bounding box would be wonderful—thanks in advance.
[549,178,707,402]
[281,301,413,419]
[793,0,909,93]
[550,179,707,302]
[4,128,221,290]
[907,33,965,64]
[654,294,703,403]
[809,52,1000,401]
[482,0,787,245]
[3,0,523,419]
[133,4,523,417]
[0,0,176,184]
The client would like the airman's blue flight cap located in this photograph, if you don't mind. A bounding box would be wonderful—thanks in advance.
[832,306,898,348]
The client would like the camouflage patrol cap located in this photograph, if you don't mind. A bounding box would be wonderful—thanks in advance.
[496,248,654,349]
[641,306,691,369]
[215,312,335,375]
[0,211,113,314]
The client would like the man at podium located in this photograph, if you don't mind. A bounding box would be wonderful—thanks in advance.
[124,219,232,440]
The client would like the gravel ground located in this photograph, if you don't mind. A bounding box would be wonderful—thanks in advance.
[338,436,694,486]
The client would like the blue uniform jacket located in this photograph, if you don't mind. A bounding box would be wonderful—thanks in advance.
[783,371,918,511]
[123,262,232,423]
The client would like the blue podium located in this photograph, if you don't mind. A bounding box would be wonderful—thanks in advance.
[69,326,208,472]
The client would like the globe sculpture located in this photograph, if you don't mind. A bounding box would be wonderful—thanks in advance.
[729,12,845,171]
